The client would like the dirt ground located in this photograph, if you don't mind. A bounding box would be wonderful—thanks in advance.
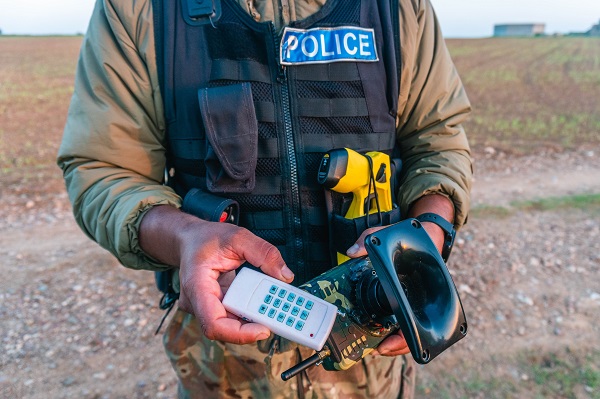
[1,34,599,399]
[1,145,599,398]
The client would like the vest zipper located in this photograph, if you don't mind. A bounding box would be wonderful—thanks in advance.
[272,24,305,282]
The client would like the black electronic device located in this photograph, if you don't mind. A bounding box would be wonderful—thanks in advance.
[280,219,468,380]
[182,0,222,26]
[364,219,468,363]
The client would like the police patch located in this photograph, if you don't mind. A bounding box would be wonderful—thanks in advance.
[280,26,379,65]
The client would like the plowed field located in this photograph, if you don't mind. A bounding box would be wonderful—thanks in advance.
[1,36,599,399]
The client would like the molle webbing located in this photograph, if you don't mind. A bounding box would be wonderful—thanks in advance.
[155,0,400,284]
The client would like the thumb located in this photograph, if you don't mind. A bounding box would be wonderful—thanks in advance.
[232,230,294,283]
[346,225,389,258]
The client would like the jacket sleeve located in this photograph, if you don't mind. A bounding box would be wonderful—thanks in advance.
[395,0,473,228]
[57,0,181,271]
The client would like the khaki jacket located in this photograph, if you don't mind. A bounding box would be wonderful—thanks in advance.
[57,0,472,271]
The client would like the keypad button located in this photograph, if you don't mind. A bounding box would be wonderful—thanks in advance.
[264,294,273,304]
[278,289,287,298]
[300,310,309,320]
[268,309,276,318]
[258,304,268,314]
[291,306,300,316]
[273,298,282,308]
[287,293,296,302]
[286,317,295,327]
[269,285,278,294]
[277,313,285,323]
[305,300,314,310]
[296,297,305,306]
[282,302,291,312]
[295,321,305,331]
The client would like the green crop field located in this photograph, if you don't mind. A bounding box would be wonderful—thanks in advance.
[447,37,600,153]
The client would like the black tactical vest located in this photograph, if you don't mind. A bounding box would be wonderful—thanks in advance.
[154,0,400,284]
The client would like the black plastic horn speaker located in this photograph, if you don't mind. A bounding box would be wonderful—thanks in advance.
[365,219,468,364]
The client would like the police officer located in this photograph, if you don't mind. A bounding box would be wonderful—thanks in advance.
[58,0,472,397]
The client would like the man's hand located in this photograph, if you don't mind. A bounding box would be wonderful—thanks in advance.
[345,194,454,357]
[139,205,294,345]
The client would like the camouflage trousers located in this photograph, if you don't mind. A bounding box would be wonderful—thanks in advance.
[164,309,415,399]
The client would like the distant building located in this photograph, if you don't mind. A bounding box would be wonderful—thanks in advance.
[587,20,600,36]
[565,19,600,37]
[494,24,545,37]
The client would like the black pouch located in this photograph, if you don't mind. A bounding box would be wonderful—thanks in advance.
[329,207,401,256]
[198,82,258,193]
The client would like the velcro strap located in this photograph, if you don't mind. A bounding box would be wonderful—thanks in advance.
[295,63,360,81]
[258,138,279,158]
[306,207,326,226]
[255,102,276,122]
[170,137,278,161]
[330,208,401,255]
[302,132,394,153]
[240,211,285,230]
[210,59,271,83]
[298,98,368,118]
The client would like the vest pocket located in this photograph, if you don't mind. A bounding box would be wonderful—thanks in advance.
[198,83,258,193]
[329,208,402,256]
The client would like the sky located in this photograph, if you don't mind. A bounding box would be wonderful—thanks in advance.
[0,0,598,38]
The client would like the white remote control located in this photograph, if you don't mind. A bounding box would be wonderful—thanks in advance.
[222,267,338,351]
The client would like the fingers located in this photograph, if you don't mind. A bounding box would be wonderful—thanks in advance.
[197,293,270,344]
[371,331,410,357]
[217,270,236,295]
[206,318,271,344]
[181,269,271,344]
[178,226,293,345]
[346,225,389,258]
[230,229,294,283]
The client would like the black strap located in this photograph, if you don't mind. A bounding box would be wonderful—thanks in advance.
[297,98,369,118]
[152,0,165,108]
[391,0,401,95]
[415,213,455,262]
[210,59,272,83]
[295,63,361,81]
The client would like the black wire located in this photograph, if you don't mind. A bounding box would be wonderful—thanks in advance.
[365,155,382,228]
[154,295,176,335]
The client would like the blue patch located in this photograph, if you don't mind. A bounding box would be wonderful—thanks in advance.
[280,26,378,65]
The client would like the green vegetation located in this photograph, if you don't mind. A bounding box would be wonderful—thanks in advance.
[528,351,600,399]
[516,193,600,211]
[447,37,600,153]
[469,204,513,219]
[471,193,600,218]
[418,350,600,399]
